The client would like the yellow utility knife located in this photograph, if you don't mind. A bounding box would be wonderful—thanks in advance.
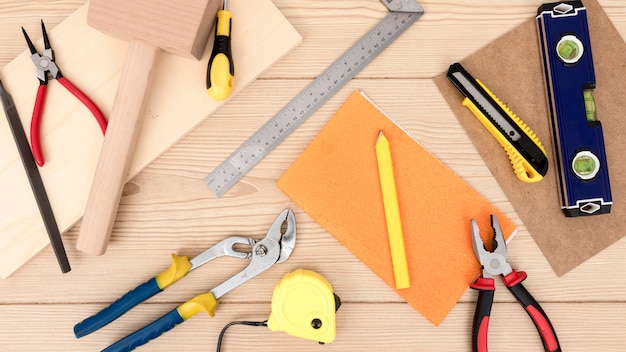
[447,63,548,183]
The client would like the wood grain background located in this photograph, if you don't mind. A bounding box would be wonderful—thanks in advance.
[1,0,626,351]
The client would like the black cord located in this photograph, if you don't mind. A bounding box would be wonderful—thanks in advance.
[216,320,267,352]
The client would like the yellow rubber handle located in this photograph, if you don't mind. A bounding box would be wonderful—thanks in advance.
[462,79,547,183]
[207,10,234,100]
[154,254,192,290]
[177,292,219,320]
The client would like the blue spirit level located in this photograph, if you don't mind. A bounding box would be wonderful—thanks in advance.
[537,1,612,217]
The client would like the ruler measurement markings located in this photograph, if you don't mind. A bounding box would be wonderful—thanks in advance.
[206,8,422,197]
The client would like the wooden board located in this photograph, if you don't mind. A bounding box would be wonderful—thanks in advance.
[0,0,302,278]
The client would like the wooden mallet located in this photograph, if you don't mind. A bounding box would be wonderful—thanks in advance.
[77,0,220,255]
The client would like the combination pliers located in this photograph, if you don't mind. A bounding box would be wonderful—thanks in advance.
[74,209,296,352]
[470,214,561,352]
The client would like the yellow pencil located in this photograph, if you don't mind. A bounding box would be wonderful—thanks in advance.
[375,131,410,289]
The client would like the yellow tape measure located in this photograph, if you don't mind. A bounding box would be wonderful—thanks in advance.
[216,269,340,351]
[268,269,340,344]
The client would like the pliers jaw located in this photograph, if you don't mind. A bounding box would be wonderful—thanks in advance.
[469,215,562,352]
[270,208,296,264]
[470,214,512,278]
[209,209,297,299]
[22,21,61,84]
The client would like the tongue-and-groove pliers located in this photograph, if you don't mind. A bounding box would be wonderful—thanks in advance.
[74,209,296,352]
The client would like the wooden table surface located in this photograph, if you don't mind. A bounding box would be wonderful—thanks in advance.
[2,1,626,351]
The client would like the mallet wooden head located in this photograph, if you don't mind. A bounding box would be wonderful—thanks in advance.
[87,0,219,59]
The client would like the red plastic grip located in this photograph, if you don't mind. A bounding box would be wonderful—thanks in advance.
[476,316,490,352]
[471,277,495,291]
[57,77,107,134]
[502,269,527,288]
[30,85,47,166]
[506,271,561,352]
[526,305,560,351]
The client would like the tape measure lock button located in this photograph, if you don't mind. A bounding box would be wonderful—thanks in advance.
[311,318,323,329]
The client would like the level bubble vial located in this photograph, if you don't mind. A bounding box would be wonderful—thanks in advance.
[583,90,597,122]
[572,151,600,180]
[556,35,584,64]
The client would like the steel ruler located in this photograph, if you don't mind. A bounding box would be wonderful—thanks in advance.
[205,0,424,197]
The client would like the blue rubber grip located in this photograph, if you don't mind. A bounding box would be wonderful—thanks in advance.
[74,278,162,338]
[101,308,184,352]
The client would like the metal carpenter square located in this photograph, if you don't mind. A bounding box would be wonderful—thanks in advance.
[205,0,424,197]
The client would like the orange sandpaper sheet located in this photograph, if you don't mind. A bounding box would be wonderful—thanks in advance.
[277,91,517,325]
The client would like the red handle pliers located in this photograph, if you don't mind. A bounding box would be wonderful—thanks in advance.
[470,215,561,352]
[23,20,107,167]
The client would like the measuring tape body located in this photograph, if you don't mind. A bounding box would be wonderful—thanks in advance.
[206,1,424,197]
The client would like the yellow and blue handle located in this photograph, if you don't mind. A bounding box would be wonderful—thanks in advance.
[102,292,219,352]
[73,254,191,338]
